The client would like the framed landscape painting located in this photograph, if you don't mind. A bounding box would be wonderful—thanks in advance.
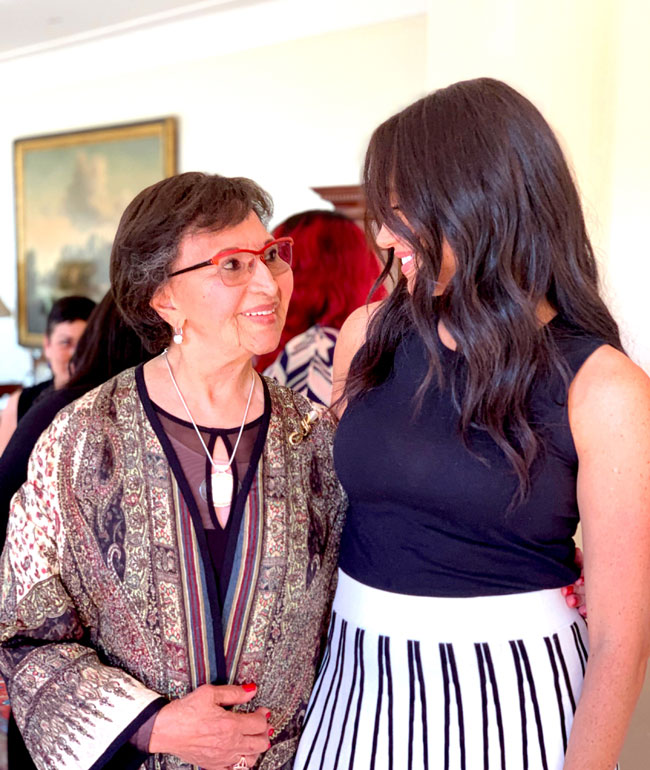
[14,117,177,346]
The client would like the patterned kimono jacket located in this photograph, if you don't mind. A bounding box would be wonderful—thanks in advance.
[0,369,346,770]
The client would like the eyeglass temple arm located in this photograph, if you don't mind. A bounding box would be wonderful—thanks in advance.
[168,259,215,277]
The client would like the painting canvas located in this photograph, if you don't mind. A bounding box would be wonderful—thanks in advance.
[14,118,177,346]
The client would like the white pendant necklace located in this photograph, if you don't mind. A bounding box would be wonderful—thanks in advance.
[162,349,256,508]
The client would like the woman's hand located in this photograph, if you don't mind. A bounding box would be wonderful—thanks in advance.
[561,546,587,618]
[149,683,271,770]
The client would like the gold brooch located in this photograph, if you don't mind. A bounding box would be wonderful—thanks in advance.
[289,409,320,447]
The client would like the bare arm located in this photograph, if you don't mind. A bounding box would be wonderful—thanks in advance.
[331,301,384,415]
[0,389,21,456]
[564,345,650,769]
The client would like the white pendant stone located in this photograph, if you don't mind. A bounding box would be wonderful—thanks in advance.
[211,468,234,508]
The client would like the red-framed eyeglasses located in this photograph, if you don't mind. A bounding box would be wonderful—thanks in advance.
[168,237,293,287]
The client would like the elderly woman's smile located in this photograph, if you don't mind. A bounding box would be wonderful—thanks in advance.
[241,302,280,321]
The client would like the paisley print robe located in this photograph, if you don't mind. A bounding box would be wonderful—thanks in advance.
[0,370,345,770]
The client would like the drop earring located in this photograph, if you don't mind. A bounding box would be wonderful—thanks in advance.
[173,326,184,345]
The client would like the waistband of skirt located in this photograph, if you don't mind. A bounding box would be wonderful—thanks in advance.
[333,569,582,642]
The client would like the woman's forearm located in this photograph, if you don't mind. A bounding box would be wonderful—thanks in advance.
[564,644,648,770]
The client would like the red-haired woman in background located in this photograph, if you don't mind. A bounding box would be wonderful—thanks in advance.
[260,210,385,405]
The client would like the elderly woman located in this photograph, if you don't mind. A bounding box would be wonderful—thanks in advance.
[0,173,346,770]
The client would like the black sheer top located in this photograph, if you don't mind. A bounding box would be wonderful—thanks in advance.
[17,379,53,421]
[136,365,271,602]
[154,404,265,581]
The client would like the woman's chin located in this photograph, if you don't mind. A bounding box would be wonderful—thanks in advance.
[247,333,283,358]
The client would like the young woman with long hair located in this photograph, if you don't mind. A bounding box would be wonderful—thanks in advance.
[294,78,650,770]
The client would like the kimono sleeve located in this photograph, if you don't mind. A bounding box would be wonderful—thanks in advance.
[0,415,165,770]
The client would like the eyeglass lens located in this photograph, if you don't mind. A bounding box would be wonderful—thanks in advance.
[219,240,292,286]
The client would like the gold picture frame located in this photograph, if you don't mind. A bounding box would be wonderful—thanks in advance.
[14,117,177,346]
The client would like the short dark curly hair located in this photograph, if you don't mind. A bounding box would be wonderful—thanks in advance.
[110,172,273,353]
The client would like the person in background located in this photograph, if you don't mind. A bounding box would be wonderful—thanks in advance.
[0,295,95,455]
[0,289,150,547]
[0,289,151,770]
[260,210,385,405]
[295,78,650,770]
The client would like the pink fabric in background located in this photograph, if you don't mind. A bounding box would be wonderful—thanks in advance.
[0,676,8,770]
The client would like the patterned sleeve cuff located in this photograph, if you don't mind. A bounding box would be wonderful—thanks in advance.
[89,697,168,770]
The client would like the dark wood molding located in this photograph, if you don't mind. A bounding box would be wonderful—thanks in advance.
[311,184,366,225]
[0,383,21,397]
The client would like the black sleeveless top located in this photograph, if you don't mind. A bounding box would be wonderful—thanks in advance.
[336,316,605,597]
[17,379,53,421]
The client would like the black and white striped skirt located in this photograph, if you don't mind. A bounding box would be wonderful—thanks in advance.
[295,569,601,770]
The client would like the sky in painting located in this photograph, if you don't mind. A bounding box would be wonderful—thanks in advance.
[23,135,163,273]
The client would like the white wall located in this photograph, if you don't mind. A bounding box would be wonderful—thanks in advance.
[0,4,427,382]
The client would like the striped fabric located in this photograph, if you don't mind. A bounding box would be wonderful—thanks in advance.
[174,484,218,691]
[264,325,338,406]
[223,461,264,677]
[174,454,266,686]
[295,571,616,770]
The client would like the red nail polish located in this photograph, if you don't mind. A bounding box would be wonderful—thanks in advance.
[268,728,274,737]
[266,710,271,721]
[242,682,257,692]
[565,585,574,595]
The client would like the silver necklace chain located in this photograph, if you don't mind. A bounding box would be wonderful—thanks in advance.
[162,349,256,475]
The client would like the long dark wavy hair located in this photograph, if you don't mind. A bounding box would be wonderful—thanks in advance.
[66,290,151,389]
[345,78,622,504]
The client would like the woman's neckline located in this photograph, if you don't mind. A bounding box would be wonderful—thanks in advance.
[435,312,562,354]
[136,362,267,433]
[152,399,266,434]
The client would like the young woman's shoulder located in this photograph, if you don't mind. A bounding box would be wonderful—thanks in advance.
[332,301,385,409]
[569,344,650,454]
[337,300,384,352]
[0,388,22,455]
